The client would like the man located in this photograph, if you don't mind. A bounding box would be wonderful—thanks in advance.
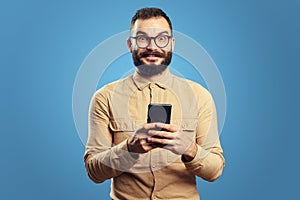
[84,7,225,200]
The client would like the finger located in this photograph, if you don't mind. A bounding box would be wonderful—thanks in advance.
[135,128,150,137]
[140,139,147,145]
[137,138,154,152]
[142,123,164,130]
[154,123,179,132]
[150,143,166,148]
[148,130,175,139]
[147,137,171,145]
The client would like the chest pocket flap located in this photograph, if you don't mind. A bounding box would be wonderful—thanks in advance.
[181,118,198,131]
[109,119,136,145]
[109,118,136,132]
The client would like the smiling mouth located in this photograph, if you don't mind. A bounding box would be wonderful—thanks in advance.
[144,56,161,63]
[146,55,159,59]
[143,54,163,63]
[141,51,164,58]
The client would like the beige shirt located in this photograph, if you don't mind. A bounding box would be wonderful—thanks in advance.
[84,69,225,200]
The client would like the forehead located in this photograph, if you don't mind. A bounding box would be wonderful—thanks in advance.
[131,17,171,36]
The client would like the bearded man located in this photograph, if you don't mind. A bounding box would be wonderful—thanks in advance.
[84,7,225,200]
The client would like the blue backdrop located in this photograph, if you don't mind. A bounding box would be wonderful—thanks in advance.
[1,0,299,199]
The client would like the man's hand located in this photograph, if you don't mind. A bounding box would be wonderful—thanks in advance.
[147,123,197,161]
[127,124,157,153]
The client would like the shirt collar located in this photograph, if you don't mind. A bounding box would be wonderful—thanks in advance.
[132,68,172,90]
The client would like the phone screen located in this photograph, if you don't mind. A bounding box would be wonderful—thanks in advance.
[147,104,172,124]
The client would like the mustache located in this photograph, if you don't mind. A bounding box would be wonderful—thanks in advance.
[140,51,165,58]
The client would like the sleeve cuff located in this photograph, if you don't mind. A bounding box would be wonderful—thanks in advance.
[183,145,209,169]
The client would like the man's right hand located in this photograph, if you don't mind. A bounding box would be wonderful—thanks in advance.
[127,124,157,153]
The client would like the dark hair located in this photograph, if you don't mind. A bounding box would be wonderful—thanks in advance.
[130,7,172,33]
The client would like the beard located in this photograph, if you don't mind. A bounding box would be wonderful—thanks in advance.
[132,49,172,77]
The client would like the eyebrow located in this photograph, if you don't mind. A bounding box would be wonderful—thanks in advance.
[136,31,169,36]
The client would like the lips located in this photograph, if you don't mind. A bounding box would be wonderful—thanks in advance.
[146,55,159,60]
[140,51,164,58]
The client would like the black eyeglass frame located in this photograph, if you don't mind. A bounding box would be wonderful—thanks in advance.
[129,35,173,48]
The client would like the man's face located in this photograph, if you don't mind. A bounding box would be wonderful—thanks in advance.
[128,17,174,77]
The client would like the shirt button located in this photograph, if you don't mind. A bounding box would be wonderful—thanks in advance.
[150,83,156,88]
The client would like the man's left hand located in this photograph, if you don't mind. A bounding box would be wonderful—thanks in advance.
[146,123,197,161]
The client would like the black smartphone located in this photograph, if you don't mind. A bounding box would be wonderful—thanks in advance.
[147,104,172,124]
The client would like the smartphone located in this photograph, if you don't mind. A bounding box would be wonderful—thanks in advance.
[147,104,172,124]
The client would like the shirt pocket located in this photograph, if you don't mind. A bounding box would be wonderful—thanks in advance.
[109,118,136,145]
[167,118,198,163]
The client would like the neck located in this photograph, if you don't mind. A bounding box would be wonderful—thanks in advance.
[136,68,168,82]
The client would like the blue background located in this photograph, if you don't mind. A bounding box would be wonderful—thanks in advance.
[1,0,299,199]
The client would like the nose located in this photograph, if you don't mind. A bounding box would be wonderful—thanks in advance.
[146,38,158,50]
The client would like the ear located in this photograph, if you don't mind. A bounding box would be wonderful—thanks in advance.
[171,37,175,52]
[126,38,133,53]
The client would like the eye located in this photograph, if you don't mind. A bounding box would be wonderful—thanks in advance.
[157,35,167,41]
[137,35,149,41]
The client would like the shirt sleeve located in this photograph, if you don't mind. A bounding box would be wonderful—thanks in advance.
[84,89,139,183]
[183,89,225,182]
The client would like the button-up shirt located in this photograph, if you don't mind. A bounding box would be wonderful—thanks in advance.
[84,69,225,200]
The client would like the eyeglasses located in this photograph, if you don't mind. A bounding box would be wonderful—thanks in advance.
[130,34,173,48]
